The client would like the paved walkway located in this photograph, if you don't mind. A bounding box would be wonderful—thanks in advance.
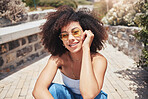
[0,43,148,99]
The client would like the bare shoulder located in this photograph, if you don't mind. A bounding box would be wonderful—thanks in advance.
[48,53,68,67]
[92,53,107,62]
[47,55,62,68]
[91,52,107,68]
[49,55,61,61]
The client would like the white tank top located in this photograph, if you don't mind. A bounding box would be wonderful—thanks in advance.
[61,72,80,94]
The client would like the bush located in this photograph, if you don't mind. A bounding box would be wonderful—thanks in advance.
[76,0,92,5]
[101,0,146,26]
[22,0,40,7]
[38,0,78,9]
[134,1,148,68]
[0,0,28,24]
[102,0,148,68]
[93,1,108,20]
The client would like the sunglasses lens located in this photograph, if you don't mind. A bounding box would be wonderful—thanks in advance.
[59,33,68,40]
[59,28,81,41]
[72,28,81,37]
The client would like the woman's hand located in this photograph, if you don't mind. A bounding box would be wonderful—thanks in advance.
[81,30,94,49]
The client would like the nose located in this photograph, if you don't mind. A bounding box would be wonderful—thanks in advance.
[68,34,75,41]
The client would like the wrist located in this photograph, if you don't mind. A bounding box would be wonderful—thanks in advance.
[82,46,90,52]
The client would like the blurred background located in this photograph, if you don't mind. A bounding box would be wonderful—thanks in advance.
[0,0,148,99]
[1,0,147,71]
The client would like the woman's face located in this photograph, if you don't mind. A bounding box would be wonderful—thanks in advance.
[60,21,83,53]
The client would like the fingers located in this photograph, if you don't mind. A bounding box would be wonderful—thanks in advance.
[81,30,86,41]
[81,30,94,47]
[83,30,94,39]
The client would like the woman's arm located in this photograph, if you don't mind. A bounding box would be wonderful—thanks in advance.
[80,30,107,99]
[32,56,60,99]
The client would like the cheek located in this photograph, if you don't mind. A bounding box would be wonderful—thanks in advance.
[63,41,68,47]
[78,36,83,43]
[62,37,83,47]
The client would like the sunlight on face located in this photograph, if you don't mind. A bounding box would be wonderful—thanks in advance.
[61,22,84,53]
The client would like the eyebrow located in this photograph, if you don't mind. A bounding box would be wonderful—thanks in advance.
[61,27,79,33]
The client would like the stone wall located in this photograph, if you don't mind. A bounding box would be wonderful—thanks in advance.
[0,10,52,76]
[106,25,143,62]
[0,16,143,76]
[0,33,48,74]
[0,9,55,27]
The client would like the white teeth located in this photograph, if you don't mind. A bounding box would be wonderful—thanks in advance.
[69,42,80,47]
[69,43,78,47]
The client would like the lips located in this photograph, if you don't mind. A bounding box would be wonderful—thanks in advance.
[69,42,79,47]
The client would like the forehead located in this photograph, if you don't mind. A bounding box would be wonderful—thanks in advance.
[61,21,82,32]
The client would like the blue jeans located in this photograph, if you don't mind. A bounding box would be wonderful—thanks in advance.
[48,83,107,99]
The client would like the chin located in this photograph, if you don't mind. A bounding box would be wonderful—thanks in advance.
[69,47,82,53]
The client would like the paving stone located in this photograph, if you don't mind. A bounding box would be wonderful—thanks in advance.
[20,87,28,97]
[29,79,36,89]
[3,84,11,90]
[0,43,147,99]
[5,86,16,98]
[105,76,117,93]
[0,88,2,93]
[12,89,21,99]
[4,98,12,99]
[17,80,25,89]
[124,90,135,99]
[11,79,20,87]
[0,89,8,99]
[25,95,33,99]
[107,75,128,98]
[116,80,130,91]
[18,97,25,99]
[20,80,29,97]
[111,92,122,99]
[107,94,114,99]
[32,72,38,79]
[26,89,34,99]
[113,83,128,98]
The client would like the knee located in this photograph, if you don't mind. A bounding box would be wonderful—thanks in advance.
[48,83,74,99]
[49,83,66,96]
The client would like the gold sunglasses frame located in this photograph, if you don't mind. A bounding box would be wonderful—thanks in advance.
[59,27,82,41]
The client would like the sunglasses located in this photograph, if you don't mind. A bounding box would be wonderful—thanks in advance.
[59,27,82,41]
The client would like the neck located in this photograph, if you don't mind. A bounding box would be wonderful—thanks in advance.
[69,50,82,62]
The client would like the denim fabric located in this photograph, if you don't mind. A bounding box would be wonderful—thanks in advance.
[48,83,107,99]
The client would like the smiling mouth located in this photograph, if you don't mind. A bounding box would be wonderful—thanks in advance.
[69,42,79,47]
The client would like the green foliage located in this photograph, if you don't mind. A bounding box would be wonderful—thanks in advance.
[93,1,108,20]
[134,2,148,68]
[22,0,40,7]
[76,0,92,5]
[101,0,148,68]
[38,0,78,9]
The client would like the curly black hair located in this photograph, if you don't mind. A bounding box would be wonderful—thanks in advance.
[40,5,108,56]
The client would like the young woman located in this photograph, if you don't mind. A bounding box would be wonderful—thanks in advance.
[32,5,108,99]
